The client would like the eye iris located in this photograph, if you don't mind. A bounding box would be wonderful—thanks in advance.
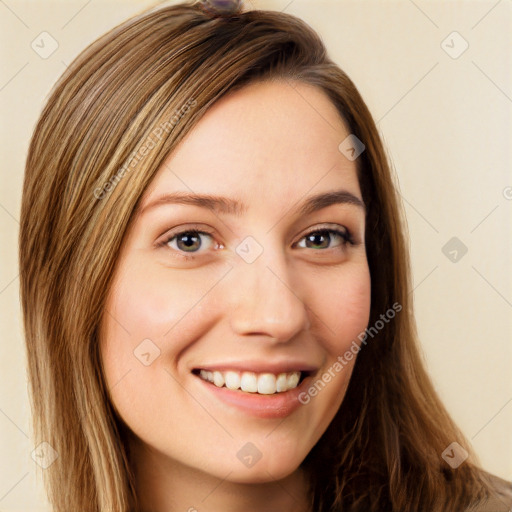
[177,232,201,252]
[306,231,330,249]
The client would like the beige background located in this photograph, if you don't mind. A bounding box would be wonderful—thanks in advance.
[1,0,511,510]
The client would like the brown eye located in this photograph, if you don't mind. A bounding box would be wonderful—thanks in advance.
[160,230,215,254]
[296,228,352,250]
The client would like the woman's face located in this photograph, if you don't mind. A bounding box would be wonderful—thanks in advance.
[100,80,371,483]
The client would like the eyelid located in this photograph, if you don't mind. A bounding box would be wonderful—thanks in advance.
[156,222,356,259]
[299,223,352,240]
[155,228,216,252]
[295,225,354,249]
[155,224,215,246]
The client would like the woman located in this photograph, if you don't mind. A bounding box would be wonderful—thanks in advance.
[18,0,512,511]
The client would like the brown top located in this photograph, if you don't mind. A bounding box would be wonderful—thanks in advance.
[465,472,512,512]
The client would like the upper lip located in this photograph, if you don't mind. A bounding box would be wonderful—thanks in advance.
[192,360,320,375]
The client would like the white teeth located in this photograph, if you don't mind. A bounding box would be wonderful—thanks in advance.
[276,373,288,392]
[240,372,258,393]
[287,372,300,389]
[197,369,303,394]
[257,373,276,395]
[213,371,225,388]
[225,371,241,390]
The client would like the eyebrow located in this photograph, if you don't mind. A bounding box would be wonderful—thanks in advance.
[137,189,366,217]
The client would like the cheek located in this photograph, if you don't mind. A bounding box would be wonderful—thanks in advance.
[102,258,222,346]
[310,261,371,354]
[98,261,224,436]
[290,265,370,452]
[99,258,229,391]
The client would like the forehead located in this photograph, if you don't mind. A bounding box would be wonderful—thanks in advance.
[140,79,361,213]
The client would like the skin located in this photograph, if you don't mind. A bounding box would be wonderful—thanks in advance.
[99,79,371,512]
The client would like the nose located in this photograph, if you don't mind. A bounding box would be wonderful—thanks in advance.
[228,248,311,342]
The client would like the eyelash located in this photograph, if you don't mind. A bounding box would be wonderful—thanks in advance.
[157,226,355,259]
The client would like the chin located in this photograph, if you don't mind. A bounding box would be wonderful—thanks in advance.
[222,451,307,484]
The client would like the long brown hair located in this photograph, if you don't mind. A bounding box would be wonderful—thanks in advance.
[19,1,500,510]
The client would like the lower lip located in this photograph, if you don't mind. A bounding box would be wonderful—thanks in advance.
[194,374,312,419]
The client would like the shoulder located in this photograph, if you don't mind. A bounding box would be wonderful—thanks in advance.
[465,471,512,512]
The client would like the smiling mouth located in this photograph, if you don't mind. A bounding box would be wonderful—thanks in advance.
[192,369,310,395]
